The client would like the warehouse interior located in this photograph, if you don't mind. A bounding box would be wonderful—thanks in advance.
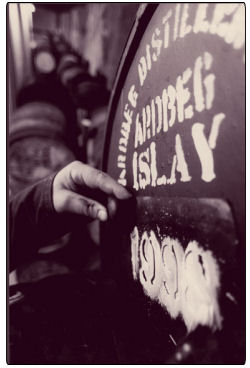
[7,3,245,365]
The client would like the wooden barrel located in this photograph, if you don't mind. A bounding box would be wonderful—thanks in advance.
[9,101,75,196]
[58,61,89,90]
[11,101,66,124]
[32,34,57,76]
[9,136,75,196]
[9,96,77,273]
[16,77,78,138]
[10,102,67,144]
[57,47,89,91]
[16,77,67,108]
[57,53,81,74]
[101,3,245,364]
[73,75,110,111]
[33,49,57,75]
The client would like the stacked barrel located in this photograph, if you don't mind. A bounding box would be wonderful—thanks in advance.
[55,43,109,112]
[9,69,78,263]
[31,30,109,113]
[57,50,87,97]
[50,32,110,169]
[32,31,57,76]
[9,31,110,284]
[10,30,111,197]
[9,99,75,196]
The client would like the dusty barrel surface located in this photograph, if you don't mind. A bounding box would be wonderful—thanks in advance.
[102,4,245,364]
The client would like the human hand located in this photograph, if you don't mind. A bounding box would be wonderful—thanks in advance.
[52,161,131,222]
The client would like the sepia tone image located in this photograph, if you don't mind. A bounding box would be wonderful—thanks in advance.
[7,3,245,364]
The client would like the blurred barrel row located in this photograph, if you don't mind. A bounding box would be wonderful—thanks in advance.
[9,30,110,197]
[32,30,88,78]
[9,29,108,273]
[32,30,109,111]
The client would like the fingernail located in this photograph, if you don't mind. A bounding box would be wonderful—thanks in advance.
[98,209,108,222]
[118,188,133,199]
[108,198,117,218]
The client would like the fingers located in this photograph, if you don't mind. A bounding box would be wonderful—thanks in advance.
[53,161,132,220]
[69,161,131,200]
[63,192,108,221]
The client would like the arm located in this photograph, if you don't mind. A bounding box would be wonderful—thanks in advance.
[9,174,58,272]
[9,161,131,272]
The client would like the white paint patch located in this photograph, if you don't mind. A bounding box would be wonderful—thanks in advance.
[181,241,222,332]
[130,227,223,333]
